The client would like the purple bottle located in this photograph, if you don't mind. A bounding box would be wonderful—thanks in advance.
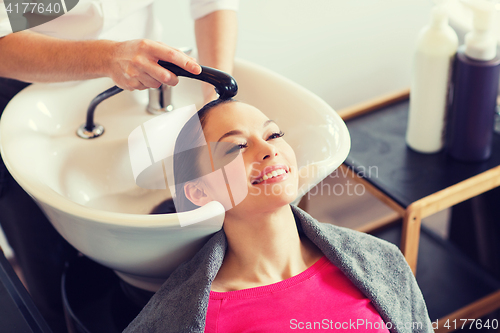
[446,0,500,162]
[447,47,500,161]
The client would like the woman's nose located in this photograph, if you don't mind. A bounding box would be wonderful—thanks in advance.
[260,142,277,160]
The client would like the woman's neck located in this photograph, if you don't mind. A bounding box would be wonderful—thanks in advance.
[211,205,323,292]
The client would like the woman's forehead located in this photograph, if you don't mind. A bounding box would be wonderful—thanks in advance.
[206,102,270,129]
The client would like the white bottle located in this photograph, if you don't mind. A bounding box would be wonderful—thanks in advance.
[406,3,458,153]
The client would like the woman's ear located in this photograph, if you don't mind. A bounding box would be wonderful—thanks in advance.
[184,181,213,206]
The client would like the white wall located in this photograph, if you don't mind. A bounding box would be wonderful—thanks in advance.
[155,0,434,110]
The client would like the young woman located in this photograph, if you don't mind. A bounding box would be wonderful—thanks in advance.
[125,100,433,333]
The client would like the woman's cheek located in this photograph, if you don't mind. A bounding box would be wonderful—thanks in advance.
[219,153,249,208]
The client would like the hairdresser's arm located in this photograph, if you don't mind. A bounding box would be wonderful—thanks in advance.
[195,10,238,102]
[0,31,201,90]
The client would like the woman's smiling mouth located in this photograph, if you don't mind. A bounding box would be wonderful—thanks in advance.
[252,165,289,185]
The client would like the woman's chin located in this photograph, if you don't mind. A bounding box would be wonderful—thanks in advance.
[245,191,297,210]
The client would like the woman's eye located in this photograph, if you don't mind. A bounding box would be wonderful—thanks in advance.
[267,131,285,140]
[226,143,248,154]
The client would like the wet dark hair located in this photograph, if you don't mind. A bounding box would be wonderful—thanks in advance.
[151,98,236,214]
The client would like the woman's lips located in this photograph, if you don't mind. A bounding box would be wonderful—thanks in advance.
[252,165,289,185]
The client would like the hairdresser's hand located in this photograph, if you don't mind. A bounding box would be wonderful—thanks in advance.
[109,39,202,91]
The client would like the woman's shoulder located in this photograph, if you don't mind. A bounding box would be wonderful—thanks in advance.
[322,222,400,255]
[291,205,401,257]
[291,205,413,287]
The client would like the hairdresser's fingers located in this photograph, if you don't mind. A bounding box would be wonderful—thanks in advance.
[150,43,202,75]
[109,39,196,90]
[109,40,156,90]
[137,72,163,89]
[116,76,148,91]
[156,43,200,69]
[141,60,180,87]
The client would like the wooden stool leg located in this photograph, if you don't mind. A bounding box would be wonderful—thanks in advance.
[401,204,422,275]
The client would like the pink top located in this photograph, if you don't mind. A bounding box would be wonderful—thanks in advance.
[204,256,390,332]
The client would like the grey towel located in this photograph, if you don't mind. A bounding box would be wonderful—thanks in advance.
[124,205,433,333]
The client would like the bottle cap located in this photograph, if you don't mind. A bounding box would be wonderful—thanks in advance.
[430,6,448,28]
[461,0,497,60]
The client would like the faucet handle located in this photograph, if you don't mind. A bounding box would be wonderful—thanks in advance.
[158,61,238,100]
[78,61,238,139]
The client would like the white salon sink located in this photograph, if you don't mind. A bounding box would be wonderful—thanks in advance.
[0,59,350,291]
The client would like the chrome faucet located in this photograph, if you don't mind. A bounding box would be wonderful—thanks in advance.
[77,61,238,139]
[147,84,174,114]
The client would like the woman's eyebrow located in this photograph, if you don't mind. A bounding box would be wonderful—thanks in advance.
[217,130,243,143]
[264,119,276,127]
[216,120,276,142]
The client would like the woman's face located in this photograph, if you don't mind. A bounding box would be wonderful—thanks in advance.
[193,102,299,215]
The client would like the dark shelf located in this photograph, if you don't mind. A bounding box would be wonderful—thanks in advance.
[344,100,500,208]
